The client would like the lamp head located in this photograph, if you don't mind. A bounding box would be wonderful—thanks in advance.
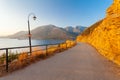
[33,16,37,20]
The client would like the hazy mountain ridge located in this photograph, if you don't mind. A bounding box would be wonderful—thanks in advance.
[7,25,86,40]
[65,26,87,35]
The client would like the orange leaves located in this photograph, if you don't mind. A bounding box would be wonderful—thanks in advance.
[18,53,28,62]
[29,47,45,59]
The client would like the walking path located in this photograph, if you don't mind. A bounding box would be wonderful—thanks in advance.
[1,43,120,80]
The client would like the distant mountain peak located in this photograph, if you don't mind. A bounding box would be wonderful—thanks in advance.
[6,24,86,40]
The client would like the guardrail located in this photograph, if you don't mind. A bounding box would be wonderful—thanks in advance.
[0,40,76,73]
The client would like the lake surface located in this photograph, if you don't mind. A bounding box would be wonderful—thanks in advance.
[0,38,64,49]
[0,38,64,54]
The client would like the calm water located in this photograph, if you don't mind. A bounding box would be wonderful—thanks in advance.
[0,38,64,49]
[0,38,64,54]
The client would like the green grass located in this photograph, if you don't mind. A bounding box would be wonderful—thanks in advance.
[0,52,19,64]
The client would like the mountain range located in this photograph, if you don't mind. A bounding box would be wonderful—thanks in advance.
[6,24,86,40]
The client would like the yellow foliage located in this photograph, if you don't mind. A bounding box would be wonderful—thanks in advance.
[31,47,44,57]
[66,40,76,48]
[16,53,29,68]
[60,43,67,49]
[18,53,28,61]
[47,48,57,55]
[46,40,76,54]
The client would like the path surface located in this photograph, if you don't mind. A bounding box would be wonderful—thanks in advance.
[1,43,120,80]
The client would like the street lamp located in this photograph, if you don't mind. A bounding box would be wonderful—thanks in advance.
[28,13,37,54]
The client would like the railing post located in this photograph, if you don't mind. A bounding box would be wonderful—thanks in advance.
[46,45,48,56]
[6,49,9,72]
[58,44,61,52]
[75,40,77,45]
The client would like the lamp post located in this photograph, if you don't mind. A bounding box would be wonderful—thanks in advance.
[28,13,37,54]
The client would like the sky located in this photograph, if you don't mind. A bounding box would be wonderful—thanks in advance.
[0,0,112,36]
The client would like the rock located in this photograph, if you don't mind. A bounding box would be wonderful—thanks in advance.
[77,0,120,65]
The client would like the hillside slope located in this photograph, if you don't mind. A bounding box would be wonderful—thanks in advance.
[8,25,77,40]
[31,25,75,40]
[77,0,120,65]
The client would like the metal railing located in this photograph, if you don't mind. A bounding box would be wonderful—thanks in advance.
[0,40,76,72]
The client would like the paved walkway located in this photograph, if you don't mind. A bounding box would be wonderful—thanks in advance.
[1,43,120,80]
